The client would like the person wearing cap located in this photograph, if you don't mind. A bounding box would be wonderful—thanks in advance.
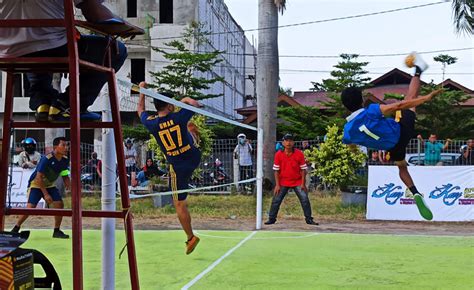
[265,133,318,225]
[234,133,253,192]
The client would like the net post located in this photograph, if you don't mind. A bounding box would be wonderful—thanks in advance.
[101,90,116,290]
[256,128,264,230]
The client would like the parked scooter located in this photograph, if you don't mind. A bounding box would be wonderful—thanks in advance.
[198,157,229,187]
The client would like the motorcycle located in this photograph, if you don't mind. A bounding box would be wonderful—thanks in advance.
[197,157,230,188]
[81,165,100,192]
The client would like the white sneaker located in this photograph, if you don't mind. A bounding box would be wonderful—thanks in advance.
[405,52,428,72]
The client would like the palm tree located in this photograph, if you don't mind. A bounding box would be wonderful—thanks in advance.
[450,0,473,35]
[257,0,286,182]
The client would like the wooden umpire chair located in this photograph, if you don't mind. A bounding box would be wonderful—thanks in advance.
[0,1,144,289]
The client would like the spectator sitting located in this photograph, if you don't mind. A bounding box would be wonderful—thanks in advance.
[136,158,165,187]
[18,138,41,169]
[367,151,382,166]
[417,134,451,166]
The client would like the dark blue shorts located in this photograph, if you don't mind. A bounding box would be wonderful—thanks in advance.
[27,187,62,205]
[168,152,201,201]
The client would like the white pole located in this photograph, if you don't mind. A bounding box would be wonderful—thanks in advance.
[256,128,264,229]
[101,92,116,290]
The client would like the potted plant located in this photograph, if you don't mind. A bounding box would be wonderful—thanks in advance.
[305,125,367,206]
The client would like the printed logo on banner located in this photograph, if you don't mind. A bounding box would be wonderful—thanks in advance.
[372,183,403,205]
[459,187,474,205]
[429,183,463,206]
[371,183,416,205]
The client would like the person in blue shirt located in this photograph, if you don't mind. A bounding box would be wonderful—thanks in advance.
[417,134,451,165]
[11,137,70,238]
[341,52,443,220]
[137,82,202,255]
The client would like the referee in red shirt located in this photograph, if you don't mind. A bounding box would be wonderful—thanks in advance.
[265,134,318,225]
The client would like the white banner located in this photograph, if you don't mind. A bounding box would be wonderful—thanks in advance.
[367,166,474,221]
[8,167,45,208]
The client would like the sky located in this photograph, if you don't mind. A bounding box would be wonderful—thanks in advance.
[224,0,474,92]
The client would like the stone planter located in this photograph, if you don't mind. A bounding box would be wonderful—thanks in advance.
[341,186,367,207]
[152,184,173,208]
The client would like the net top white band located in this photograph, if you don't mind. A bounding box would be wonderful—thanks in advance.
[117,79,257,131]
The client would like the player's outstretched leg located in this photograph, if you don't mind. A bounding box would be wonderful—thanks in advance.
[174,199,200,254]
[414,193,433,221]
[404,52,428,110]
[397,161,433,220]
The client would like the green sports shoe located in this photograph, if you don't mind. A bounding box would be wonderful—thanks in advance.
[414,193,433,221]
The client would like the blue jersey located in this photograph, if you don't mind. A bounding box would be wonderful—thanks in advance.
[141,108,199,165]
[342,104,400,150]
[29,153,70,188]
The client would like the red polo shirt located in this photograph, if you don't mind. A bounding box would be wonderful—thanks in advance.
[273,149,308,187]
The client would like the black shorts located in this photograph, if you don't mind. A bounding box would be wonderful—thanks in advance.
[168,151,201,201]
[389,110,416,162]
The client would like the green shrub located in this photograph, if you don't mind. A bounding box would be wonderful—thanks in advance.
[305,125,366,190]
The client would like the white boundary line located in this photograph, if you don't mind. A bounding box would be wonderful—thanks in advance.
[195,230,319,240]
[181,231,257,290]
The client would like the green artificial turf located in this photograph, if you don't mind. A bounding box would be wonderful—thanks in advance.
[22,230,473,289]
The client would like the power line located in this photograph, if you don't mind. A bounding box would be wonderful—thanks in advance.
[126,40,474,59]
[143,1,447,41]
[146,58,473,75]
[279,47,474,58]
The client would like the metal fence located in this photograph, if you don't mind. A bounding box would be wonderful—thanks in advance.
[9,138,473,193]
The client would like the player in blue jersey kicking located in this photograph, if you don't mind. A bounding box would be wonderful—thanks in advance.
[137,82,202,254]
[341,52,443,220]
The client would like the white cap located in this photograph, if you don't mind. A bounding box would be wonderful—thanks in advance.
[237,133,246,139]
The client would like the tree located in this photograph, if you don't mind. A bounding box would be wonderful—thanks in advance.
[416,84,474,139]
[122,124,152,141]
[310,54,372,128]
[277,106,327,139]
[449,0,473,35]
[279,86,293,96]
[149,21,224,100]
[433,54,458,82]
[311,54,371,92]
[257,0,286,181]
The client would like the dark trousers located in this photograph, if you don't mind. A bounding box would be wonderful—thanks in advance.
[239,165,254,192]
[239,165,253,181]
[268,186,313,220]
[24,35,127,111]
